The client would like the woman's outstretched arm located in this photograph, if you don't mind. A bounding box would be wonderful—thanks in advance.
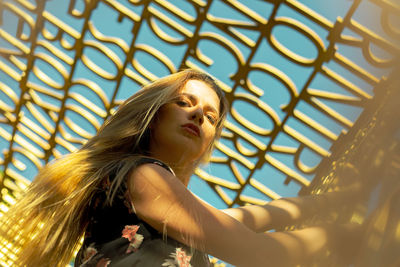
[127,163,346,267]
[222,182,364,233]
[222,164,364,233]
[221,194,333,232]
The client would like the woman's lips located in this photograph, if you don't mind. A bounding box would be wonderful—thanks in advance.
[182,123,200,136]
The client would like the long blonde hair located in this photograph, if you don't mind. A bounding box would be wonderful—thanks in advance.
[0,69,228,267]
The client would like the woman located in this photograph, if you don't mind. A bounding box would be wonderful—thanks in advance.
[0,69,358,267]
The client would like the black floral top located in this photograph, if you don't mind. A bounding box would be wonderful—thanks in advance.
[74,157,211,267]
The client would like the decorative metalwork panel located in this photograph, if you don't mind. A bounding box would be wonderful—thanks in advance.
[296,74,400,266]
[0,0,399,264]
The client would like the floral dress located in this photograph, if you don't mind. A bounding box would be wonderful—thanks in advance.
[74,157,211,267]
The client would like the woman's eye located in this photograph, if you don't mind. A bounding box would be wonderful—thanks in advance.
[207,114,216,125]
[176,100,189,106]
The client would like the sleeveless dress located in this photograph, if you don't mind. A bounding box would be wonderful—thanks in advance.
[74,157,211,267]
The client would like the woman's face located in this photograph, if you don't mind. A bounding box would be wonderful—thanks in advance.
[149,79,221,163]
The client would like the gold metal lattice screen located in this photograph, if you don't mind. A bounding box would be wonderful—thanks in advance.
[0,0,399,233]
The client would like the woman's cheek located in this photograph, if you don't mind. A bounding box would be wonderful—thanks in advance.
[204,129,216,146]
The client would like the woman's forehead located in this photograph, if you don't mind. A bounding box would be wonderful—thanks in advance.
[180,80,220,112]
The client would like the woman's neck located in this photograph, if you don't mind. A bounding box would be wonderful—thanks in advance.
[168,164,194,187]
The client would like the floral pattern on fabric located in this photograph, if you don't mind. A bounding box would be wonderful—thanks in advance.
[122,225,144,253]
[162,247,193,267]
[80,243,111,267]
[82,244,98,263]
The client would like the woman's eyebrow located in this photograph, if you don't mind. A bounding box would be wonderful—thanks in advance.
[181,93,219,117]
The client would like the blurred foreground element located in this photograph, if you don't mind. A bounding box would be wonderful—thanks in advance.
[298,67,400,266]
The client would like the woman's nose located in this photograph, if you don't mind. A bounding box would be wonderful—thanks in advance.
[190,106,204,124]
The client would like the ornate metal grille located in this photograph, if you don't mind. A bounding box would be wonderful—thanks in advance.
[0,0,399,265]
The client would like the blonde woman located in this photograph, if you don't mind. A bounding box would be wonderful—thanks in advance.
[0,69,360,266]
